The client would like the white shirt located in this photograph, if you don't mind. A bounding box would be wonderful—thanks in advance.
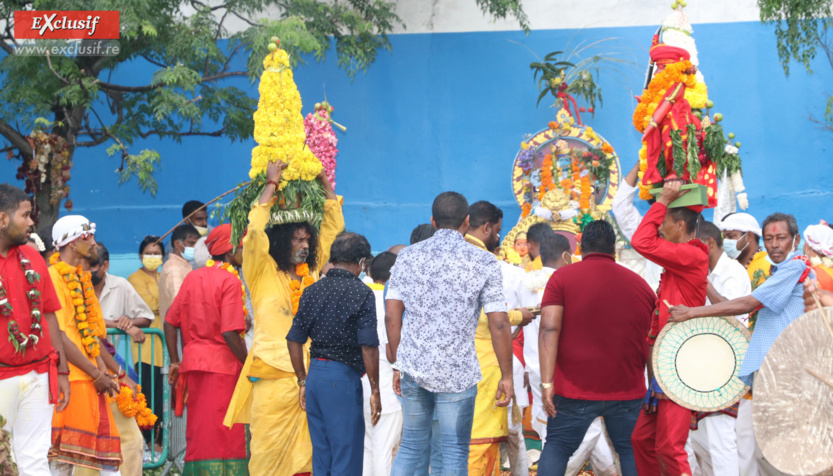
[362,289,401,414]
[499,260,530,407]
[612,180,663,291]
[99,272,155,363]
[520,266,556,407]
[386,229,507,393]
[708,252,753,325]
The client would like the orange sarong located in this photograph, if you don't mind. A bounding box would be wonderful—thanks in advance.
[50,380,121,472]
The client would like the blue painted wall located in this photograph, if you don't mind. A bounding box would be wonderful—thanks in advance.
[2,21,831,277]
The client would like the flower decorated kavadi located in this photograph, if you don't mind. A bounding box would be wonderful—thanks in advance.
[498,51,622,268]
[224,38,343,244]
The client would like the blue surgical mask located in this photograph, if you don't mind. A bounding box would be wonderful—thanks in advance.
[182,246,195,261]
[765,241,798,266]
[723,238,746,260]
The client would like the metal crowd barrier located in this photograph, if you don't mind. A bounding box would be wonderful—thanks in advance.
[106,328,171,471]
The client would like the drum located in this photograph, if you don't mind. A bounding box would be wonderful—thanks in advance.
[753,307,833,476]
[653,316,751,411]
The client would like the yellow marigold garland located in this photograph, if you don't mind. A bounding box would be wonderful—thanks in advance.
[637,144,652,200]
[249,48,323,188]
[50,253,101,358]
[632,60,697,133]
[116,383,157,430]
[685,81,709,110]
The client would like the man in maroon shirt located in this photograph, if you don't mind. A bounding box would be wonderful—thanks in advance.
[164,224,248,474]
[538,220,655,476]
[629,181,709,476]
[0,184,69,475]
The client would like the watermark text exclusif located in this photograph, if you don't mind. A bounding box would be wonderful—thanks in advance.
[12,39,121,57]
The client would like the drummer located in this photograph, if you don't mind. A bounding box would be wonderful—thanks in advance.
[629,181,710,476]
[670,213,813,470]
[686,222,752,476]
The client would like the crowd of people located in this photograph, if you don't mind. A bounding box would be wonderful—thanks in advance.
[0,155,832,476]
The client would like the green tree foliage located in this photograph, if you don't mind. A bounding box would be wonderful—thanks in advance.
[0,0,527,227]
[759,0,833,129]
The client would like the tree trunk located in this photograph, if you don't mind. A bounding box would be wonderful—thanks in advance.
[34,185,60,234]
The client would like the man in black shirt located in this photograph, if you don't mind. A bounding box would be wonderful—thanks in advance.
[287,231,380,476]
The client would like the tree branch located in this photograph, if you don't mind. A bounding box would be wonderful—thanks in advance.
[0,117,33,156]
[96,71,247,93]
[138,126,226,139]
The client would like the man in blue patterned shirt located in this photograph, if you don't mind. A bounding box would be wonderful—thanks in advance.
[669,212,811,385]
[386,191,514,476]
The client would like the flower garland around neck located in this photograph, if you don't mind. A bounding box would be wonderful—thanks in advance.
[811,256,833,269]
[367,282,385,291]
[206,259,249,320]
[49,252,100,358]
[289,263,316,315]
[0,249,43,354]
[115,383,157,430]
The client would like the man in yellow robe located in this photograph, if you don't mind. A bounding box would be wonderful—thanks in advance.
[224,160,343,475]
[465,201,533,475]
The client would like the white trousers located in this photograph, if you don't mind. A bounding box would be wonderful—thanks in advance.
[363,410,403,476]
[506,405,528,475]
[0,371,53,476]
[686,413,740,476]
[737,399,760,476]
[565,417,617,476]
[532,410,617,476]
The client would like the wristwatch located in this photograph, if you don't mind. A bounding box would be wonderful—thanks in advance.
[297,379,306,387]
[390,361,400,372]
[540,382,553,390]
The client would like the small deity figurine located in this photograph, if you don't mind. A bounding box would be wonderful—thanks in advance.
[513,232,528,258]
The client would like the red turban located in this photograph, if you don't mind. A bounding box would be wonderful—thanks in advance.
[205,224,238,256]
[650,44,690,66]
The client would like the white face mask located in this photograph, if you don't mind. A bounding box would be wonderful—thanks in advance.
[723,233,749,260]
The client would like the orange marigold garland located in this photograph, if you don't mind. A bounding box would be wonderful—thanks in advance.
[579,173,592,209]
[632,60,697,133]
[521,202,532,218]
[538,154,555,201]
[289,263,315,315]
[50,253,100,358]
[116,383,157,430]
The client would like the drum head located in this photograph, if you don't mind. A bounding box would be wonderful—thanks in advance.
[653,316,751,411]
[754,308,833,476]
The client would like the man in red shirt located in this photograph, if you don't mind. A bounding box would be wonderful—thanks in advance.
[0,184,69,476]
[164,224,248,475]
[538,220,655,476]
[629,181,709,476]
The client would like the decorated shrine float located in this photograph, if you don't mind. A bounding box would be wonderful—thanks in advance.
[498,51,622,267]
[224,38,342,243]
[633,6,747,217]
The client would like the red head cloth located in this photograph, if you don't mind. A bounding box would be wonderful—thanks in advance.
[650,44,690,66]
[206,224,236,256]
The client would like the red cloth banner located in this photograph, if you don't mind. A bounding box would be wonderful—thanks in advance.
[14,11,119,39]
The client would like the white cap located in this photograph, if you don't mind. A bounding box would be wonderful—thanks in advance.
[52,215,95,249]
[804,222,833,258]
[718,213,762,237]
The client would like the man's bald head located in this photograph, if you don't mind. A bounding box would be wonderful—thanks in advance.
[388,244,407,255]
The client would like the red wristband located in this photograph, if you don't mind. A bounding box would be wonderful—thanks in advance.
[58,371,70,375]
[266,180,280,189]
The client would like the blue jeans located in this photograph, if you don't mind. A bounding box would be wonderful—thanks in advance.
[538,395,642,476]
[391,373,477,476]
[414,413,442,475]
[306,359,364,476]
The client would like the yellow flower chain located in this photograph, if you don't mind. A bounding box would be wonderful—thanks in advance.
[249,48,322,188]
[49,253,101,358]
